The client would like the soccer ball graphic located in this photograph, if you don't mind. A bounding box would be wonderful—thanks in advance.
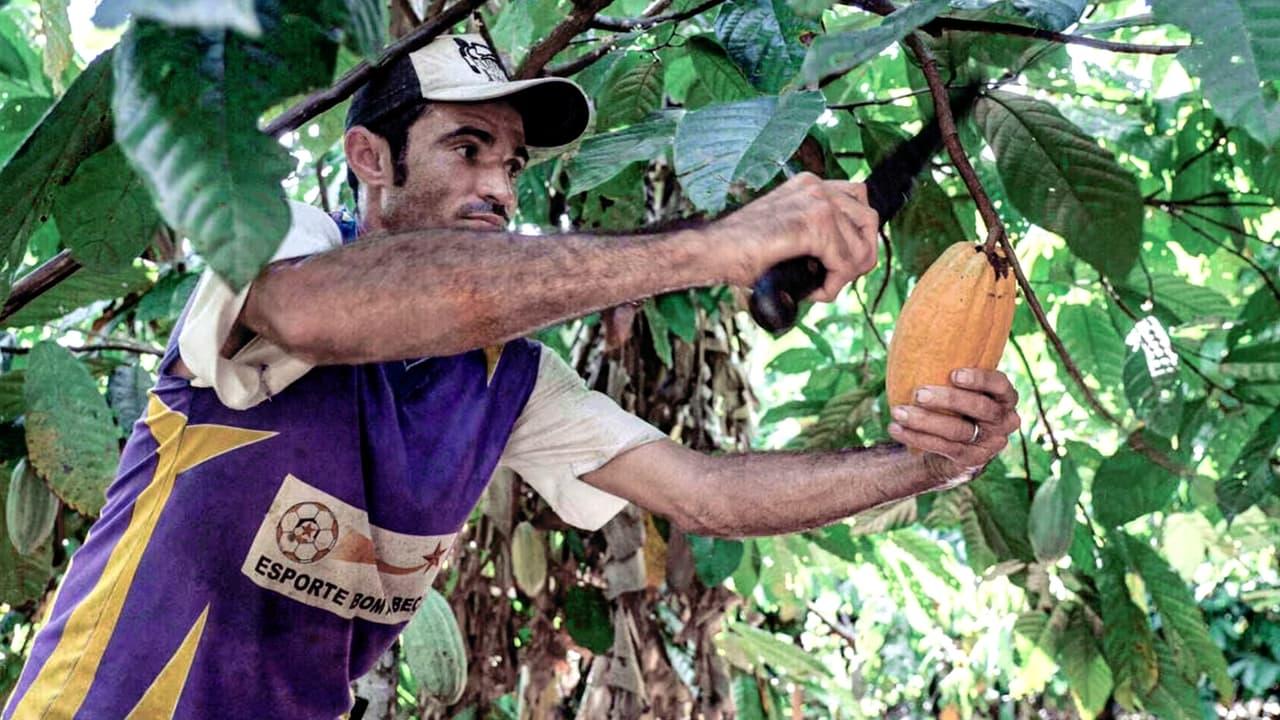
[276,501,339,564]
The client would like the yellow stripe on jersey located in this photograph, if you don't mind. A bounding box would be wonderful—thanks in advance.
[12,394,274,719]
[125,604,210,719]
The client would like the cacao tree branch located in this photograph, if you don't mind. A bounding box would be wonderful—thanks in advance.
[1147,199,1280,250]
[515,0,615,79]
[0,251,80,324]
[1172,124,1230,175]
[264,0,488,137]
[904,34,1006,252]
[549,35,623,77]
[829,87,934,110]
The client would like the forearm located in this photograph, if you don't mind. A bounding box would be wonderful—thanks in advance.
[687,444,965,538]
[244,225,720,363]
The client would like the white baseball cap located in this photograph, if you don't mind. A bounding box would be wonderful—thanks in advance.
[346,34,593,148]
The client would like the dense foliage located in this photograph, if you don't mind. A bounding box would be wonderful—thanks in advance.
[0,0,1278,718]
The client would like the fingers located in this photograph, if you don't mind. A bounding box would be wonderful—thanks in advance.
[891,406,982,444]
[911,385,1006,424]
[951,368,1019,407]
[809,182,879,302]
[887,423,991,468]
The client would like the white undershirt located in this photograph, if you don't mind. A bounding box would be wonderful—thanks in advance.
[176,201,666,531]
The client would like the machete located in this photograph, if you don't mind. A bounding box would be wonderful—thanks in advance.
[748,84,982,335]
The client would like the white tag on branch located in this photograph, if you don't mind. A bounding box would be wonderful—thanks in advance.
[1125,316,1178,379]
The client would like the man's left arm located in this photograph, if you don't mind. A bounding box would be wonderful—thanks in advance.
[583,368,1021,538]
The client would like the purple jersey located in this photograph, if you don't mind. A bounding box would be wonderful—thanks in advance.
[5,216,541,718]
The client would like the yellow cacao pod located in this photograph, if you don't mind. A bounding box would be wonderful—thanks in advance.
[886,243,1016,410]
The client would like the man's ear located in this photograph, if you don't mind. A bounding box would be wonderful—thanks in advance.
[344,127,393,190]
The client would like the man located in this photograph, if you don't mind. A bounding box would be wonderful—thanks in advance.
[5,35,1020,718]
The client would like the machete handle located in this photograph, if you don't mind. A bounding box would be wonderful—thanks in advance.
[747,255,828,335]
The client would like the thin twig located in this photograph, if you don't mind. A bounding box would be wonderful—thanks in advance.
[315,161,331,214]
[474,10,509,77]
[809,605,857,651]
[1,340,164,356]
[1149,201,1280,250]
[264,0,488,138]
[851,285,886,351]
[828,87,933,110]
[840,0,1185,54]
[1010,336,1061,457]
[1166,211,1280,304]
[590,0,725,31]
[1173,125,1230,176]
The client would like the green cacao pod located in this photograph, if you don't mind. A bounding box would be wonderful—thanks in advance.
[6,458,58,556]
[511,520,547,596]
[1028,459,1081,563]
[401,588,467,704]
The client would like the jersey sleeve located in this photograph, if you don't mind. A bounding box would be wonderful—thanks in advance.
[499,345,668,531]
[177,201,343,410]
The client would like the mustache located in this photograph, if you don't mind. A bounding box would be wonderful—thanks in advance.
[459,200,508,220]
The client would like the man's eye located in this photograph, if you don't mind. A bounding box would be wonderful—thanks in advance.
[507,163,524,179]
[456,144,477,160]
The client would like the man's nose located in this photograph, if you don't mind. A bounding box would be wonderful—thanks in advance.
[478,167,516,215]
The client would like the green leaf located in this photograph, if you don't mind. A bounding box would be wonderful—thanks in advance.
[23,342,119,516]
[0,51,114,304]
[1218,407,1280,519]
[731,675,767,720]
[801,0,948,87]
[342,0,386,58]
[1125,536,1233,701]
[975,91,1142,281]
[1119,272,1234,325]
[892,177,968,278]
[1121,340,1183,439]
[39,0,73,93]
[1056,302,1127,392]
[595,54,665,131]
[566,112,679,196]
[1011,0,1085,31]
[0,371,23,423]
[1167,110,1245,256]
[0,27,26,79]
[1140,639,1209,720]
[0,464,53,605]
[674,92,825,213]
[93,0,263,36]
[684,35,757,109]
[715,0,817,93]
[1056,607,1113,719]
[564,585,613,654]
[656,292,697,344]
[1029,457,1081,563]
[1098,543,1158,707]
[970,469,1035,562]
[767,347,825,374]
[107,364,154,435]
[134,270,199,326]
[0,95,54,167]
[719,622,829,679]
[51,145,159,272]
[689,534,745,587]
[1091,444,1179,527]
[1153,0,1280,145]
[4,263,152,328]
[1221,340,1280,382]
[113,4,341,290]
[730,538,761,593]
[642,298,673,368]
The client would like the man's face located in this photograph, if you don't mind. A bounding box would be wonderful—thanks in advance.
[378,100,528,231]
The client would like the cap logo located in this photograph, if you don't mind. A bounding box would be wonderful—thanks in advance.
[453,38,507,82]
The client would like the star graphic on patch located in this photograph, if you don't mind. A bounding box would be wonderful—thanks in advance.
[423,541,450,570]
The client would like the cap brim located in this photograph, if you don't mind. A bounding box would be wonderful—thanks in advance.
[425,77,592,148]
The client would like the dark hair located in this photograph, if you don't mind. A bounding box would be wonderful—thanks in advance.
[346,100,433,199]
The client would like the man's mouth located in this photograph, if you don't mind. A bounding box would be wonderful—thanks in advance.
[460,213,507,230]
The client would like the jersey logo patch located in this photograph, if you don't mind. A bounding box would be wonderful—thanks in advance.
[242,474,454,624]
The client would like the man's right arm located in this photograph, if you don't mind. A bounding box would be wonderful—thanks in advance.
[239,173,880,364]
